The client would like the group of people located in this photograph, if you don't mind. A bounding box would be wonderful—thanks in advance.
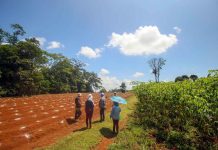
[74,92,121,134]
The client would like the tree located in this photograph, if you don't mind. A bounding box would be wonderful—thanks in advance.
[7,24,26,45]
[0,24,103,96]
[190,75,198,81]
[208,69,218,77]
[175,75,191,82]
[148,58,166,83]
[99,87,107,93]
[83,71,102,92]
[181,75,189,80]
[175,76,183,82]
[0,29,7,45]
[120,82,126,93]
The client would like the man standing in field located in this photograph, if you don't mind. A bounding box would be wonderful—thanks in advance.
[85,94,94,128]
[75,93,82,120]
[99,93,106,122]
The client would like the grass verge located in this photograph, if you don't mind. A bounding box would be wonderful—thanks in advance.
[40,95,137,150]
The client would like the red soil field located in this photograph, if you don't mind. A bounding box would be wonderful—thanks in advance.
[0,92,132,150]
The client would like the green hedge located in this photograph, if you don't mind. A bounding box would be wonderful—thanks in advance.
[134,77,218,149]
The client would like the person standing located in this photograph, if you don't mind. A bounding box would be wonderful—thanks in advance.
[75,93,82,120]
[85,94,94,128]
[110,102,121,134]
[99,93,106,122]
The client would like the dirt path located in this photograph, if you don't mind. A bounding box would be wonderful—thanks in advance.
[94,118,128,150]
[94,95,136,150]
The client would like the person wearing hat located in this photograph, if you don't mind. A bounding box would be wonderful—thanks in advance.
[85,94,94,128]
[99,93,106,122]
[75,93,82,120]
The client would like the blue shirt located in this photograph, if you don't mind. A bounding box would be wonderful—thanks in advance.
[110,106,121,120]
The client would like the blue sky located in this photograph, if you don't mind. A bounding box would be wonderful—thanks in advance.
[1,0,218,90]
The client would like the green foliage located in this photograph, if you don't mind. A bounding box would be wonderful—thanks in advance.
[120,82,126,93]
[0,24,102,96]
[99,87,107,93]
[109,126,156,150]
[190,74,198,81]
[208,69,218,77]
[175,74,196,82]
[134,77,218,149]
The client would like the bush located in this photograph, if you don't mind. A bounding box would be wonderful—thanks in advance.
[134,77,218,149]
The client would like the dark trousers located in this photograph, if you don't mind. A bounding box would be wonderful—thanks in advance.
[75,107,81,120]
[113,119,119,133]
[100,108,105,121]
[86,111,93,128]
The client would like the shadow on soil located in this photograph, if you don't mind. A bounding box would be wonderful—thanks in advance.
[73,127,87,132]
[99,127,117,139]
[93,120,102,124]
[66,118,77,125]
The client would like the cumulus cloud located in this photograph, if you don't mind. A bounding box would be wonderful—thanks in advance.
[1,42,9,45]
[108,26,177,56]
[173,26,182,34]
[77,46,101,59]
[133,72,144,78]
[47,41,64,49]
[35,37,46,47]
[98,69,132,90]
[99,68,110,76]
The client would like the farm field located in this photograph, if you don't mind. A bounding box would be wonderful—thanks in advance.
[0,92,132,150]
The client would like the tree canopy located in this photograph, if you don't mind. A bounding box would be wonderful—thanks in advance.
[0,24,102,97]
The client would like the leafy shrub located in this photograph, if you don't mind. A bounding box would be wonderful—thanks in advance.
[134,77,218,149]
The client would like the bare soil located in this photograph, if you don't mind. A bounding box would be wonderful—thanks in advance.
[0,92,132,150]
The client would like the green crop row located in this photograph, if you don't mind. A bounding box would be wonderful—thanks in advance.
[133,77,218,149]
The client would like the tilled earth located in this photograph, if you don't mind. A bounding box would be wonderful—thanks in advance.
[0,92,132,150]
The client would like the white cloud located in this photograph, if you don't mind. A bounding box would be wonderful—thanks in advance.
[98,69,132,90]
[77,46,101,59]
[173,26,182,34]
[108,26,177,56]
[99,75,122,90]
[47,41,64,49]
[35,37,46,47]
[99,68,110,76]
[1,42,9,45]
[133,72,144,78]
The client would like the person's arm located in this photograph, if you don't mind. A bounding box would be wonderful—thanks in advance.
[92,100,94,108]
[85,101,87,112]
[110,107,114,119]
[99,100,101,108]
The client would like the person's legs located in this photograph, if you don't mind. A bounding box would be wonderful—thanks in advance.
[78,109,82,119]
[75,108,78,120]
[100,109,102,121]
[89,112,93,128]
[115,120,119,133]
[100,108,103,121]
[86,113,89,128]
[102,109,105,121]
[113,119,115,133]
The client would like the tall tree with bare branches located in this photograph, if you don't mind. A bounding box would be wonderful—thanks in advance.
[148,58,166,82]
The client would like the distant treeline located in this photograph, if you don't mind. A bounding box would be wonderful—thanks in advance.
[0,24,102,97]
